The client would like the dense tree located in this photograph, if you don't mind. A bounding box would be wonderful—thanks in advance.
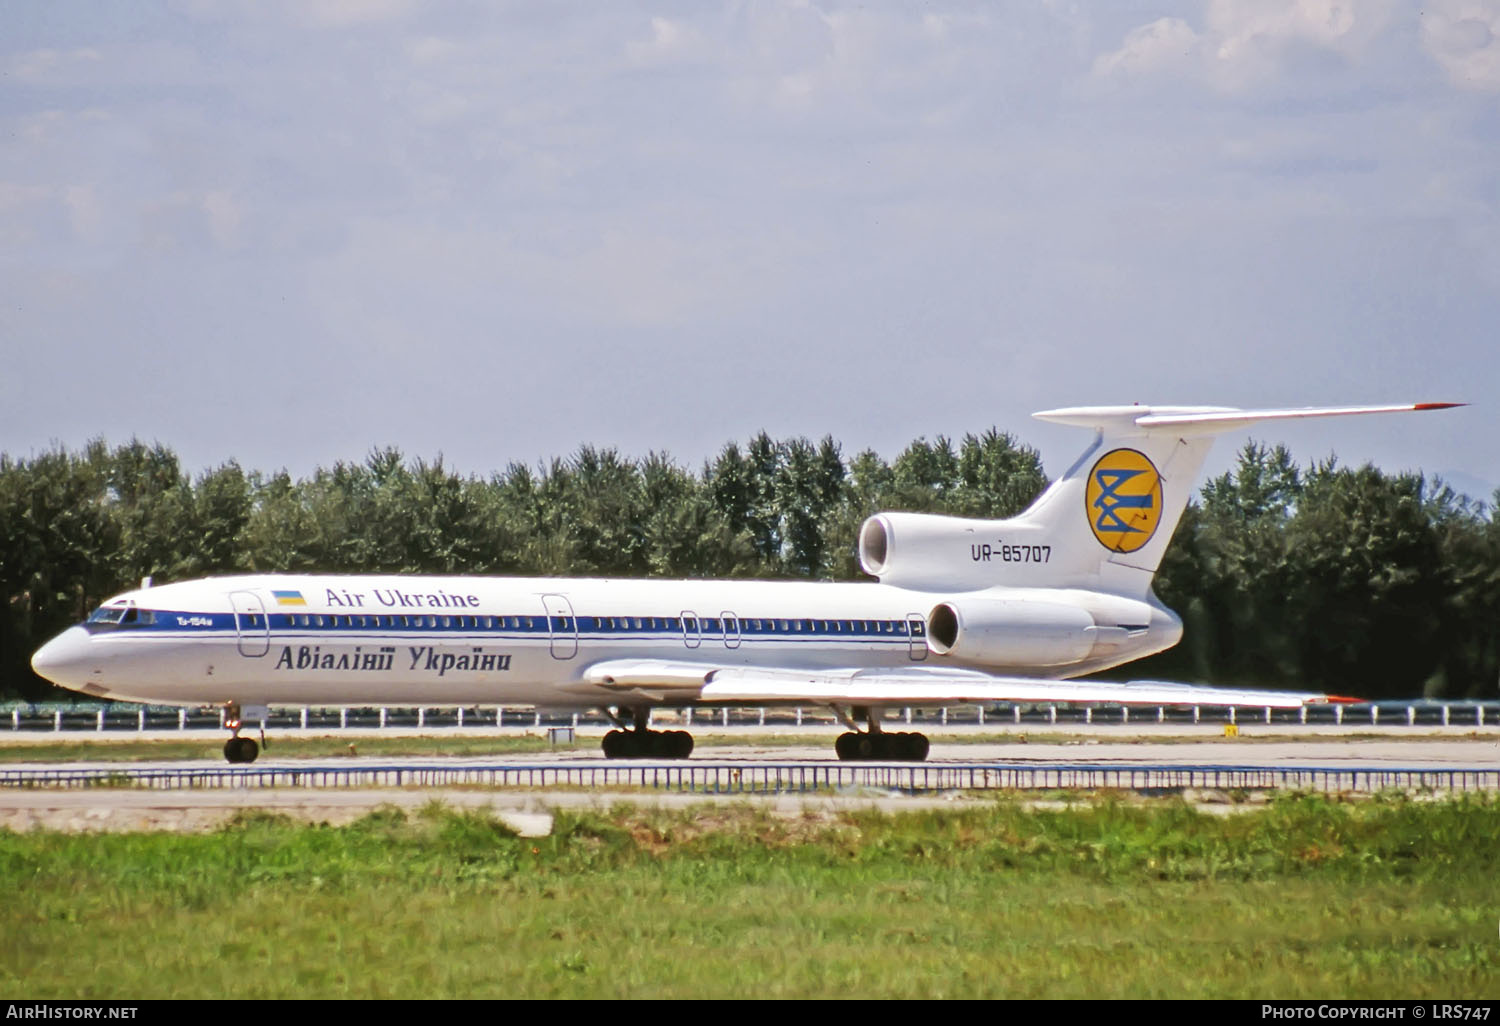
[1,432,1494,702]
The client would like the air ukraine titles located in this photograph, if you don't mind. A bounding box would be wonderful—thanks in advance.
[322,587,481,609]
[274,645,513,675]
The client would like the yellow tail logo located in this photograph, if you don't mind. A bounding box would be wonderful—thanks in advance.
[1086,449,1162,553]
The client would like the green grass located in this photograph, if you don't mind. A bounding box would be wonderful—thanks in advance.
[1,794,1495,998]
[0,734,567,762]
[0,729,1466,763]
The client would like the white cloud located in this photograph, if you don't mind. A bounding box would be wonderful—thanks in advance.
[298,0,417,29]
[1095,0,1397,91]
[1421,0,1500,91]
[172,0,416,29]
[625,17,708,66]
[1092,17,1201,78]
[1206,0,1360,61]
[4,47,101,83]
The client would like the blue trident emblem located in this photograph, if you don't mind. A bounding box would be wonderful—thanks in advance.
[1092,468,1154,534]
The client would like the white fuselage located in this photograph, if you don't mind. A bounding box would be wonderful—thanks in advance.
[32,573,1177,710]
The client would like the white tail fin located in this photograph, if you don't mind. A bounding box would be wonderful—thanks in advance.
[1021,402,1462,596]
[858,402,1460,595]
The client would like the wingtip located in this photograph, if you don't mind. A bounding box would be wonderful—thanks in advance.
[1413,402,1466,411]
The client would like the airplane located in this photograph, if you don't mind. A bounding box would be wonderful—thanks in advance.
[30,402,1460,764]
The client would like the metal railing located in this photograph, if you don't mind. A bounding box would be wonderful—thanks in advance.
[1,760,1496,794]
[3,700,1498,734]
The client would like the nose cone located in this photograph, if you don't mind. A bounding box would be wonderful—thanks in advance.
[31,626,95,690]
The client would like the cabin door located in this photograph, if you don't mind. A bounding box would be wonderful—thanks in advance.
[229,591,270,658]
[680,610,702,649]
[541,594,577,660]
[906,613,928,661]
[721,611,742,649]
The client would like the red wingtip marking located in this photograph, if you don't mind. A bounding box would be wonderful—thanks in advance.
[1324,695,1364,704]
[1413,402,1465,411]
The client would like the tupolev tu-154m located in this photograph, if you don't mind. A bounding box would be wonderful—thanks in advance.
[30,402,1459,763]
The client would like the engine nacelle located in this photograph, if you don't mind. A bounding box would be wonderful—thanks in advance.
[860,512,1047,591]
[926,598,1095,668]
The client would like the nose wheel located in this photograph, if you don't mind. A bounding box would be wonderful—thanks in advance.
[224,736,260,763]
[221,701,263,764]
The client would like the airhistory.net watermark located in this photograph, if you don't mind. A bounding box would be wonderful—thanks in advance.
[5,1007,137,1020]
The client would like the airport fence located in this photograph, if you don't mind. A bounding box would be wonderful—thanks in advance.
[1,759,1497,795]
[2,699,1499,734]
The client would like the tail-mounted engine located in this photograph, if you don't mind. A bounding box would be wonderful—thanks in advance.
[925,598,1094,668]
[859,512,1052,592]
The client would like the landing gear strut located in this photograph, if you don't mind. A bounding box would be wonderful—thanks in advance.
[600,707,694,759]
[222,701,262,764]
[833,706,929,762]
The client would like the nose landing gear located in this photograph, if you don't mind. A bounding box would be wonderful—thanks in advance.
[222,701,266,764]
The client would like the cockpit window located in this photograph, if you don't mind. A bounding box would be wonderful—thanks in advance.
[86,604,153,626]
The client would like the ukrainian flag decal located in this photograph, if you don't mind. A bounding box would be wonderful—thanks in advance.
[272,590,307,607]
[1085,449,1162,553]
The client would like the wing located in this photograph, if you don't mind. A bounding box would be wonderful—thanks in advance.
[581,659,1348,708]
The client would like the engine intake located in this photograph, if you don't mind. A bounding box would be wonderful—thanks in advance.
[926,598,1095,668]
[858,512,1034,590]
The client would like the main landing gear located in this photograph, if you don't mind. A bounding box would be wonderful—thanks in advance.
[222,701,264,764]
[600,707,694,759]
[833,706,929,762]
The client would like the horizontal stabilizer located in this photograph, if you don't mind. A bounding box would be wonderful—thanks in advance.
[1033,402,1463,436]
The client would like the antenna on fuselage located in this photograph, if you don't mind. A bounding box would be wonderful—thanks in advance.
[141,576,153,590]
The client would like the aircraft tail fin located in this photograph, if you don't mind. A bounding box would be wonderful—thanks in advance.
[858,403,1461,597]
[1020,402,1462,596]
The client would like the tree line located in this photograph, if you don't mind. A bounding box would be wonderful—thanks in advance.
[1,432,1495,701]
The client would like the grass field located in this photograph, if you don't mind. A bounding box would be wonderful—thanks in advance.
[0,729,1446,763]
[2,794,1496,998]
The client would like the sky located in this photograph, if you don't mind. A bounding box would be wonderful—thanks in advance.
[2,0,1497,501]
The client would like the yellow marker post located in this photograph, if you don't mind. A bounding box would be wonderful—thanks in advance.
[1224,724,1240,738]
